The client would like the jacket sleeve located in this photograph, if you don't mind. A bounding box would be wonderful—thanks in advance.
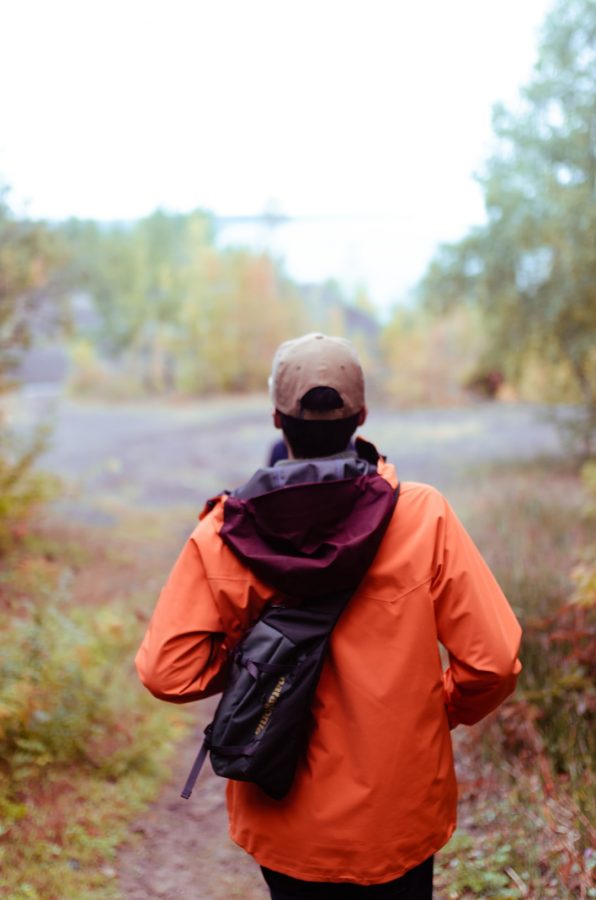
[135,538,230,703]
[431,496,522,728]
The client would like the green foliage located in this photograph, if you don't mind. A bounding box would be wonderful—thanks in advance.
[174,246,307,394]
[381,305,490,406]
[459,459,595,833]
[436,758,593,898]
[60,211,310,396]
[0,186,67,385]
[515,599,594,812]
[436,833,518,897]
[3,190,382,405]
[0,186,67,554]
[0,427,60,553]
[0,526,188,898]
[421,0,596,452]
[463,463,583,619]
[518,461,595,815]
[2,603,142,779]
[443,459,595,896]
[0,545,180,785]
[60,210,214,356]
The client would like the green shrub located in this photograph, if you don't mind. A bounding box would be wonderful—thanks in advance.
[518,463,596,818]
[436,833,518,897]
[0,427,59,553]
[0,597,177,786]
[0,519,189,898]
[461,460,596,829]
[458,460,585,621]
[513,600,595,816]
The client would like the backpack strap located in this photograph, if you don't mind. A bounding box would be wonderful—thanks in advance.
[181,481,400,799]
[179,587,359,800]
[179,653,292,798]
[180,729,211,799]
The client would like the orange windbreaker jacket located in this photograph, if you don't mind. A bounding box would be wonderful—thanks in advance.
[136,457,522,885]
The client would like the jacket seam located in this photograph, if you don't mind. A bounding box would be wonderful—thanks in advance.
[206,574,252,583]
[359,574,434,604]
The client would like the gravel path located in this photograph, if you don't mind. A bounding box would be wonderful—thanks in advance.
[7,390,568,512]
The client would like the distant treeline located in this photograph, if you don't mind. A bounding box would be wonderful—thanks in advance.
[20,210,502,406]
[1,1,594,446]
[59,210,326,395]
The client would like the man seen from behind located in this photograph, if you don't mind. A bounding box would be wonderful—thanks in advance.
[136,332,522,899]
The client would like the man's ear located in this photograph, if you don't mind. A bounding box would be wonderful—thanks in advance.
[357,406,368,427]
[273,410,283,429]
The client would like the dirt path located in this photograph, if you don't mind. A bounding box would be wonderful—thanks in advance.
[118,707,268,900]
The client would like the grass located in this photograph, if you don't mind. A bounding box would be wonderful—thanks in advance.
[436,748,595,898]
[0,511,193,899]
[1,768,179,900]
[452,457,587,617]
[434,458,595,899]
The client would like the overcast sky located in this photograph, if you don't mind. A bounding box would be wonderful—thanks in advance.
[1,0,554,313]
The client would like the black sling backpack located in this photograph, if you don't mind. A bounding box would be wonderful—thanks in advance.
[181,586,358,801]
[181,460,399,802]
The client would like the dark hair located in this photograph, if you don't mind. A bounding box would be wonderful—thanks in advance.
[279,387,360,459]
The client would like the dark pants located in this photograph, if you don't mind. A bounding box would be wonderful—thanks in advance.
[261,856,433,899]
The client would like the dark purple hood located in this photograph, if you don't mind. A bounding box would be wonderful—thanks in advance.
[220,455,398,599]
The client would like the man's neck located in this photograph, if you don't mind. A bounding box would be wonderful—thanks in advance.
[275,448,357,466]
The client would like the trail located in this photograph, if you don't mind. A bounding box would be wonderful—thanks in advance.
[7,391,567,511]
[118,702,267,900]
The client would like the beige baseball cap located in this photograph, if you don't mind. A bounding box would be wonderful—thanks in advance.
[269,333,365,419]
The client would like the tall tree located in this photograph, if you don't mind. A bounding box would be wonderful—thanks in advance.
[59,210,214,358]
[420,0,596,448]
[0,187,66,389]
[0,187,65,547]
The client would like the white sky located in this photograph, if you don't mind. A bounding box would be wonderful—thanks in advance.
[1,0,553,313]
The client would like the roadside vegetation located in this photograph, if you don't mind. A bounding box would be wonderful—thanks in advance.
[435,458,595,898]
[0,511,192,899]
[420,0,595,456]
[0,1,593,896]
